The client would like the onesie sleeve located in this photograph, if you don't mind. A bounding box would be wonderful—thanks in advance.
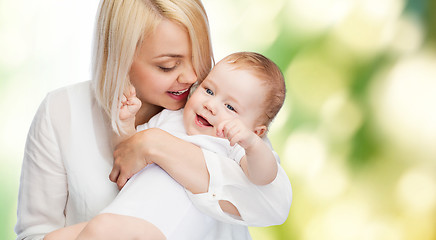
[186,146,292,227]
[136,109,168,132]
[15,94,68,240]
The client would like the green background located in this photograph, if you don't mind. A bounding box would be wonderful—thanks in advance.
[1,0,435,239]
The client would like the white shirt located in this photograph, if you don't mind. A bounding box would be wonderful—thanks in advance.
[15,81,292,240]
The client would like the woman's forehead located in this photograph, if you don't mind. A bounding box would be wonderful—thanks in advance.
[139,19,191,58]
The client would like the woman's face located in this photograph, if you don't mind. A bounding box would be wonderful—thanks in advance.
[129,19,197,111]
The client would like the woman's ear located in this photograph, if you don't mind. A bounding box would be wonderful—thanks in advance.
[254,125,267,138]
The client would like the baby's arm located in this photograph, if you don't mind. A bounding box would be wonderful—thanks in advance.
[113,86,142,147]
[217,119,278,185]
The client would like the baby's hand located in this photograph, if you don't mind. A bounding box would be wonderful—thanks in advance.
[216,118,257,149]
[119,85,142,121]
[113,85,141,146]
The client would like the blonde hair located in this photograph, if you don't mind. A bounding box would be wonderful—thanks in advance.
[222,52,286,126]
[92,0,213,133]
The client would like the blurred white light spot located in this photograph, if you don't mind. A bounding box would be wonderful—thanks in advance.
[204,0,284,57]
[362,218,403,240]
[372,51,436,158]
[332,0,404,56]
[238,0,282,50]
[286,0,352,36]
[397,167,436,214]
[389,14,423,55]
[0,29,29,69]
[360,0,403,20]
[321,91,363,141]
[286,53,347,113]
[283,130,326,179]
[303,200,370,240]
[307,161,349,201]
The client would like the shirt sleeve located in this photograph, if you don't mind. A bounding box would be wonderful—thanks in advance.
[186,147,292,227]
[15,93,68,240]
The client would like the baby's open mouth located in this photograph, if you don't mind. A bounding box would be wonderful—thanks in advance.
[196,114,212,127]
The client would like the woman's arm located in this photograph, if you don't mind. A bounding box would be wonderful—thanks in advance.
[16,95,68,240]
[111,128,292,226]
[111,128,240,216]
[111,128,209,193]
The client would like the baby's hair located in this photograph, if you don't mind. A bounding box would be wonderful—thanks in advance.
[222,52,286,127]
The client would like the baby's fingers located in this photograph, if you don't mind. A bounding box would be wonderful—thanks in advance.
[129,85,137,97]
[222,124,239,142]
[216,120,230,137]
[121,94,127,104]
[227,131,244,146]
[130,96,142,107]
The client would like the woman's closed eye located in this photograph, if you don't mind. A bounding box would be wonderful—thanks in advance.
[158,60,180,72]
[159,66,176,72]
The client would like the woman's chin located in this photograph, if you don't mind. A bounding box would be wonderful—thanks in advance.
[164,102,186,111]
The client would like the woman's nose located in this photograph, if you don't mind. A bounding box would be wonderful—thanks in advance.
[177,63,197,85]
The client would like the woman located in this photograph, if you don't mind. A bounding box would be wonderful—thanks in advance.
[15,0,292,239]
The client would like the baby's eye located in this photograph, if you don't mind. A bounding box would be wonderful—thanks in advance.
[205,88,214,95]
[225,104,236,112]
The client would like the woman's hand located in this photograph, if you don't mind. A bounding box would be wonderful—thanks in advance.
[110,131,151,189]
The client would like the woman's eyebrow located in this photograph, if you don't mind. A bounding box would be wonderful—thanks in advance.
[154,54,184,59]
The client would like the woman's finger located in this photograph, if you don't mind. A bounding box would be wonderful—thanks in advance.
[117,175,129,190]
[109,163,120,183]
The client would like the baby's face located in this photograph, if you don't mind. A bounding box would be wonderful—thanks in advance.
[183,62,265,137]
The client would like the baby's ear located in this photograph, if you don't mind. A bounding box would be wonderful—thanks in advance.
[254,125,267,138]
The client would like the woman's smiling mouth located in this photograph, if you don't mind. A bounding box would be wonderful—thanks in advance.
[170,88,189,95]
[168,88,190,100]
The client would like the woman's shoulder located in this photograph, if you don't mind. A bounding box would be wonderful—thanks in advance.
[47,80,93,99]
[41,80,95,120]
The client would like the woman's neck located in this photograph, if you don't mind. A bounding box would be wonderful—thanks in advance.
[134,103,163,127]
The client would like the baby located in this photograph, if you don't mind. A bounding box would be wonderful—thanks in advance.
[46,51,286,240]
[119,51,285,186]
